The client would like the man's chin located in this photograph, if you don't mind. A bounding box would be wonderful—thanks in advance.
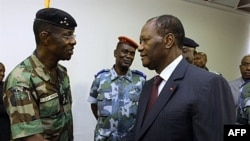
[63,56,72,61]
[121,64,131,70]
[142,62,150,69]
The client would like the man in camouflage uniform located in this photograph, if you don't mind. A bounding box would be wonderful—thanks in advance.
[87,36,146,141]
[237,81,250,124]
[3,8,77,141]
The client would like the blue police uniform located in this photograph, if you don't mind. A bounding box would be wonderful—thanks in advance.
[87,67,146,141]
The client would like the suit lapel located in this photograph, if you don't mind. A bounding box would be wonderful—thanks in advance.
[136,80,153,130]
[137,81,178,139]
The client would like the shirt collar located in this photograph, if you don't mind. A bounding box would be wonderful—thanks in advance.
[110,66,132,82]
[160,55,183,82]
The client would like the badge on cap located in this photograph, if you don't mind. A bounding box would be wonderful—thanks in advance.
[35,8,77,30]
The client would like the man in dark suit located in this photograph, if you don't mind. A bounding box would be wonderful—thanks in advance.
[125,15,236,141]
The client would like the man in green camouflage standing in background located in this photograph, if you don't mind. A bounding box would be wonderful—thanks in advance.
[3,8,77,141]
[87,36,146,141]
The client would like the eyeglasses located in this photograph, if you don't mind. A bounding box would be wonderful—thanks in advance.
[50,32,76,40]
[241,62,250,67]
[63,34,76,40]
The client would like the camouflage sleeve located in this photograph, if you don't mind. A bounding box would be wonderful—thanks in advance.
[3,74,43,139]
[87,78,99,104]
[246,98,250,125]
[88,69,110,104]
[242,82,250,125]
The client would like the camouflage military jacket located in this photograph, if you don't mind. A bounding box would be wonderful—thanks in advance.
[3,55,73,141]
[88,67,146,141]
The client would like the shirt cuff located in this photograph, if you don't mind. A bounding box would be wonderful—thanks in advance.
[11,119,43,139]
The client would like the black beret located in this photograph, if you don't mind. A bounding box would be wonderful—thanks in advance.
[183,37,199,48]
[35,8,77,30]
[118,36,139,49]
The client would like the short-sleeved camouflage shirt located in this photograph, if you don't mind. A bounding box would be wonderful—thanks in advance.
[88,67,146,141]
[3,55,73,141]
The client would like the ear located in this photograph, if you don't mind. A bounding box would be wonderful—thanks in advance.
[39,31,50,45]
[114,49,117,58]
[163,33,174,49]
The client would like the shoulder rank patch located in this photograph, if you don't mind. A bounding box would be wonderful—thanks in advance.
[94,69,110,78]
[132,70,146,79]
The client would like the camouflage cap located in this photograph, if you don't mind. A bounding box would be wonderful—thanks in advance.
[35,7,77,30]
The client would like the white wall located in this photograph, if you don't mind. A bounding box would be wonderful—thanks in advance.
[0,0,250,140]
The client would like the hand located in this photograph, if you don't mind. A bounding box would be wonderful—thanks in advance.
[22,134,49,141]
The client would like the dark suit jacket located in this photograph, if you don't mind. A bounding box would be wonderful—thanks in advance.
[128,59,236,141]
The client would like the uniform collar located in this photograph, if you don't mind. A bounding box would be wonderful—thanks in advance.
[30,54,63,82]
[30,55,50,81]
[110,67,132,82]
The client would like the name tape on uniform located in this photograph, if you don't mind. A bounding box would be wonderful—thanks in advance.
[40,93,58,103]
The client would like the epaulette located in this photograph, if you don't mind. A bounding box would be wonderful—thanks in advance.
[132,70,146,79]
[94,69,110,78]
